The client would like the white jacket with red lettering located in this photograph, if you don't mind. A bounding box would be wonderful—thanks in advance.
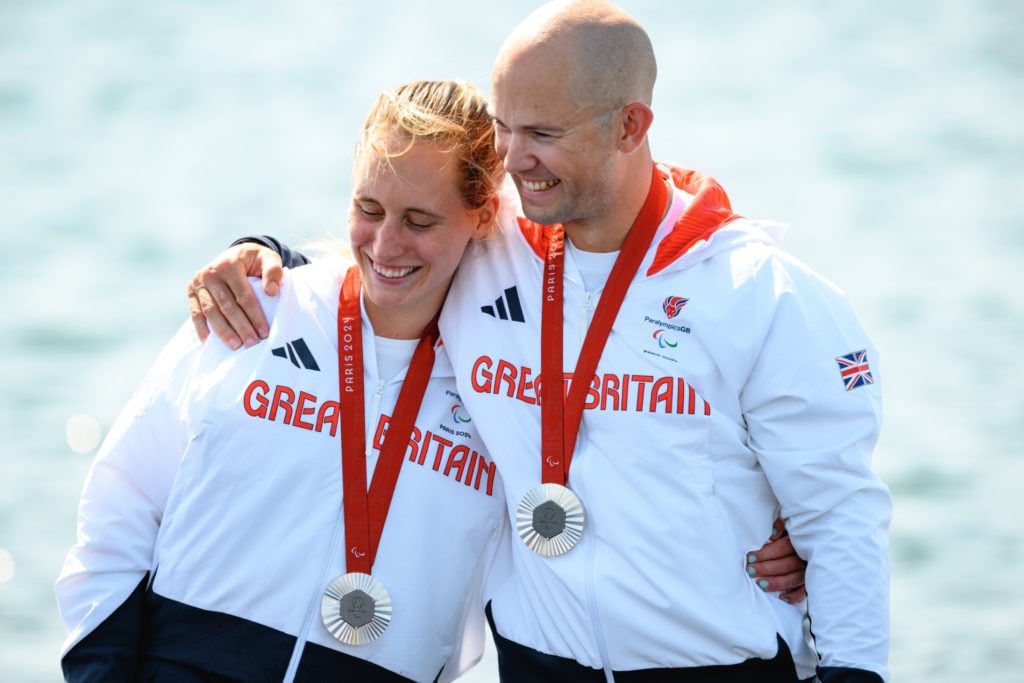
[441,164,891,680]
[56,256,507,683]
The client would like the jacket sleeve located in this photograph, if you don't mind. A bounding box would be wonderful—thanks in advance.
[740,255,892,681]
[61,575,148,682]
[230,235,310,268]
[55,323,205,669]
[437,514,511,683]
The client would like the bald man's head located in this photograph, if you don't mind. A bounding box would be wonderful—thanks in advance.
[489,1,658,243]
[493,0,656,116]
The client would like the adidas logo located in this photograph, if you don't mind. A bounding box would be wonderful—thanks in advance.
[481,286,525,323]
[272,338,321,371]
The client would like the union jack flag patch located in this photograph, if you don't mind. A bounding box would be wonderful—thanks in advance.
[836,350,874,391]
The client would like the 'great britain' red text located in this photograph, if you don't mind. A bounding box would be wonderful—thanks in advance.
[470,356,711,416]
[242,380,496,495]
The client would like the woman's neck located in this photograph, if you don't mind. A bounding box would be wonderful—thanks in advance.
[362,297,438,340]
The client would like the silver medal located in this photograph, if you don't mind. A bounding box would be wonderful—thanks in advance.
[321,572,392,645]
[516,483,585,556]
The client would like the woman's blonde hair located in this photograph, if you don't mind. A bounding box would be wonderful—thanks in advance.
[355,80,504,210]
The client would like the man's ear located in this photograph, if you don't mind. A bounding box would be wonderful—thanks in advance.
[616,102,654,153]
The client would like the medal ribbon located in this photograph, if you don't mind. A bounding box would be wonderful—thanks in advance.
[337,266,439,573]
[540,164,667,486]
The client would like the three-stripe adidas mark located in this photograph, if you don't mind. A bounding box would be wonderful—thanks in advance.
[272,338,321,371]
[481,286,525,323]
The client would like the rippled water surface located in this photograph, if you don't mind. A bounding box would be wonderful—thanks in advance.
[2,1,1021,680]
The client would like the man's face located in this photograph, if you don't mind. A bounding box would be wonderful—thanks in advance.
[490,50,619,229]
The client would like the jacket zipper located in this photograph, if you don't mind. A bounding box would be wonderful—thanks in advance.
[368,379,386,456]
[577,290,615,681]
[282,379,387,681]
[281,507,347,682]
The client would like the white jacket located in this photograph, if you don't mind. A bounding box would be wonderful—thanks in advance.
[57,257,507,683]
[441,165,891,680]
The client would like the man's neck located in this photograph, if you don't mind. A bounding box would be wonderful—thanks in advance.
[564,169,671,253]
[563,220,628,253]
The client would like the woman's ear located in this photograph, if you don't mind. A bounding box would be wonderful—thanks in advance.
[471,194,501,240]
[616,102,654,153]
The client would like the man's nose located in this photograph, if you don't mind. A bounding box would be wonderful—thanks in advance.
[501,132,533,175]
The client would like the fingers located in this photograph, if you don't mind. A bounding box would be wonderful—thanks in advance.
[226,245,281,336]
[187,244,279,349]
[747,519,807,603]
[748,567,805,597]
[187,281,211,343]
[199,263,262,349]
[780,585,807,603]
[751,531,795,562]
[260,257,284,297]
[188,274,243,349]
[746,556,807,603]
[748,554,805,583]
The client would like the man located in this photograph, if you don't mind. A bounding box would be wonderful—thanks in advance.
[190,2,890,681]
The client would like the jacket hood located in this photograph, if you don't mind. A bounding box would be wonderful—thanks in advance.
[511,163,787,279]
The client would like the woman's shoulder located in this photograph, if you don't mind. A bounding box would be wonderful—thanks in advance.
[283,250,353,296]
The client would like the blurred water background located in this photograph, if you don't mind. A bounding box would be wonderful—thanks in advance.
[2,1,1021,680]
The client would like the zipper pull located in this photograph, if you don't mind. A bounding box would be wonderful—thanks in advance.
[367,380,386,458]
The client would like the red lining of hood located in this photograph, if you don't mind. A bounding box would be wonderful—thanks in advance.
[648,166,741,275]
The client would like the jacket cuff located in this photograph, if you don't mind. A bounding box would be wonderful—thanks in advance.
[61,576,148,682]
[817,666,885,683]
[229,235,310,268]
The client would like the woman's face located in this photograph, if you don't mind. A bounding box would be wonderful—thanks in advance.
[349,137,492,339]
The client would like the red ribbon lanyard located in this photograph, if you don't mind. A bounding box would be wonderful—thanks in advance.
[540,165,667,486]
[337,266,439,573]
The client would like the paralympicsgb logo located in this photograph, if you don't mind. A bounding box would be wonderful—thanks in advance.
[662,295,689,319]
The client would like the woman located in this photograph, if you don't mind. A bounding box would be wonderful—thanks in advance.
[57,80,508,682]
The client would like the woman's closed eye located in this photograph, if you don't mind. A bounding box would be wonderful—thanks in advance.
[355,201,384,220]
[405,214,437,230]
